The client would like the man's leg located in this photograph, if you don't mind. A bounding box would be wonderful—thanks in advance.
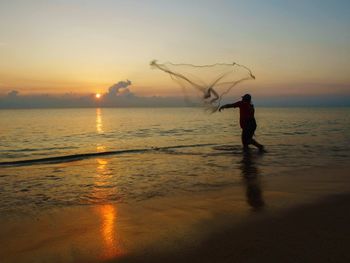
[251,139,264,152]
[241,130,249,151]
[246,122,265,152]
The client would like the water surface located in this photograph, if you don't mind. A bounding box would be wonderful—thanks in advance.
[0,107,349,214]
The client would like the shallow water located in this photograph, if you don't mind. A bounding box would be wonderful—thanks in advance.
[0,107,349,214]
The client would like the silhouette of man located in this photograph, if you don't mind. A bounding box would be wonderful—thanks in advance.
[219,94,265,152]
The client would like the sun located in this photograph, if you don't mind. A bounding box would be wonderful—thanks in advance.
[95,93,101,99]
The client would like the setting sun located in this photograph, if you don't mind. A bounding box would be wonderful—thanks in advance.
[95,93,101,99]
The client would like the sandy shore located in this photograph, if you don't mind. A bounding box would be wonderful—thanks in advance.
[117,194,350,263]
[115,165,350,263]
[1,165,350,263]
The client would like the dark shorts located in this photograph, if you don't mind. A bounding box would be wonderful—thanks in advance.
[241,119,257,146]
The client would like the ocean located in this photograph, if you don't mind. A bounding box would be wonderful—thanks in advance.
[1,107,349,214]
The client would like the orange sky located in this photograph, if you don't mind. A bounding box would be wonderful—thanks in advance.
[0,1,349,97]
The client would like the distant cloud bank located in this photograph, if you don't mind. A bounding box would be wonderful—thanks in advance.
[0,80,189,108]
[0,80,349,108]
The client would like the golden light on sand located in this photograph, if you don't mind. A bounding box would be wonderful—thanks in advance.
[99,204,123,259]
[93,157,124,259]
[95,93,101,99]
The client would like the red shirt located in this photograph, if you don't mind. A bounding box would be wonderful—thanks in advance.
[233,101,255,129]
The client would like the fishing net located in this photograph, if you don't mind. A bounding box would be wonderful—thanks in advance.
[150,60,255,112]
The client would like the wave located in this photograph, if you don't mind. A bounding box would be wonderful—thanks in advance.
[0,146,77,153]
[0,143,216,167]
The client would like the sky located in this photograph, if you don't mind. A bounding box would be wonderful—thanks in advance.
[0,0,349,106]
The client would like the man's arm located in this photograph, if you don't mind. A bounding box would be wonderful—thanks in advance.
[219,101,241,112]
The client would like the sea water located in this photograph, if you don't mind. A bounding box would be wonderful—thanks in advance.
[0,107,349,214]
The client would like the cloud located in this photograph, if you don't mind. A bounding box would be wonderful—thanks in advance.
[7,90,19,98]
[0,80,189,108]
[107,80,133,97]
[1,81,349,108]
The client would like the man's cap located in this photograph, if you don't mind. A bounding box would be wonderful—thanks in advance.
[242,94,251,101]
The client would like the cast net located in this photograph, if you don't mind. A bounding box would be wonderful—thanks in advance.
[150,60,255,112]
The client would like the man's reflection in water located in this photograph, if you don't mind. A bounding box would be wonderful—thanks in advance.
[240,150,265,211]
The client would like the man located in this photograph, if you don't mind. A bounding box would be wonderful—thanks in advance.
[219,94,265,152]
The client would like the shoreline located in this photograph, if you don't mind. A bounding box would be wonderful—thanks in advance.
[1,164,350,263]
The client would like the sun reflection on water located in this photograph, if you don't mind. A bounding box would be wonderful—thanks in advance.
[97,145,106,152]
[96,108,103,134]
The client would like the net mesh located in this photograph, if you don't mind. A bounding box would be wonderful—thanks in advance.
[150,60,255,112]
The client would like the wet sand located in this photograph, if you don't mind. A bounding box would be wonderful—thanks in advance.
[1,165,350,263]
[117,194,350,263]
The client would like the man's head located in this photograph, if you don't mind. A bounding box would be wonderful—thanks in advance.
[242,94,251,102]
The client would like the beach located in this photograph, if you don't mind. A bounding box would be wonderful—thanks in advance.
[1,164,350,263]
[1,0,350,261]
[1,108,349,262]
